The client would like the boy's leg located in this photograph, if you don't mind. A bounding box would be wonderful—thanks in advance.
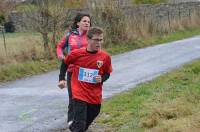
[69,99,87,132]
[85,103,101,130]
[67,72,73,123]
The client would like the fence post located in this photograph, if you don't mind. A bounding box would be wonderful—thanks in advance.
[0,25,7,56]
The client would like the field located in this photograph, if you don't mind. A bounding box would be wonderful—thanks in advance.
[0,32,43,66]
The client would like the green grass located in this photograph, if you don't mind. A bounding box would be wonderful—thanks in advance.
[96,59,200,132]
[146,27,200,45]
[106,27,200,55]
[0,59,58,82]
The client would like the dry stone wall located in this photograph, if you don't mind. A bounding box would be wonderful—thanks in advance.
[9,2,200,32]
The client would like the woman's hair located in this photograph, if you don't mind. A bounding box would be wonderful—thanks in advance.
[71,13,91,30]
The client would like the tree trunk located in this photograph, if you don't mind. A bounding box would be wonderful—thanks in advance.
[42,32,49,51]
[42,32,55,59]
[52,20,56,47]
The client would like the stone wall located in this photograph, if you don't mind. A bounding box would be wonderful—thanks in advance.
[123,2,200,22]
[9,1,200,32]
[8,11,27,32]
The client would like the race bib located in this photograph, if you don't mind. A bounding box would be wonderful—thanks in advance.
[78,67,99,83]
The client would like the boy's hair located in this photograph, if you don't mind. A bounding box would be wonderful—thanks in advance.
[87,27,103,39]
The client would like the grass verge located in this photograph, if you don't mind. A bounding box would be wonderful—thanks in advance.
[0,59,58,82]
[106,27,200,55]
[96,59,200,132]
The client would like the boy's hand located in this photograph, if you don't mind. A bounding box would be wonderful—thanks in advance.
[94,75,102,83]
[58,80,67,89]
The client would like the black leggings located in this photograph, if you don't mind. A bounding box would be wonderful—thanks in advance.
[69,99,101,132]
[67,72,73,122]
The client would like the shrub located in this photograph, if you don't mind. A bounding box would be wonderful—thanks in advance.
[89,0,129,48]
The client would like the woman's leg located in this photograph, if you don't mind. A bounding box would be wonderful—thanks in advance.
[67,72,73,123]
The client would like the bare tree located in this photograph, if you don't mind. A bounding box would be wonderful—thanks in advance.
[48,0,68,49]
[0,0,16,14]
[22,0,67,56]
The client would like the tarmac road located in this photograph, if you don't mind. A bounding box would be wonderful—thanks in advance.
[0,36,200,132]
